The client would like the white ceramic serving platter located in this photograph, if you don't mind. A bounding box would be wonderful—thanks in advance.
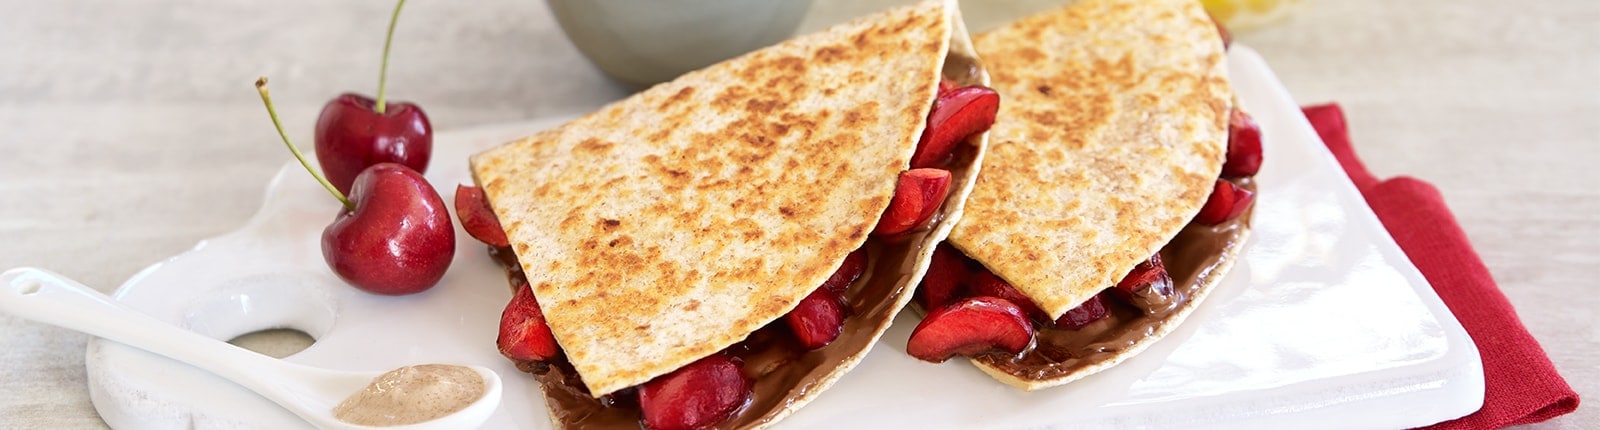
[85,46,1483,429]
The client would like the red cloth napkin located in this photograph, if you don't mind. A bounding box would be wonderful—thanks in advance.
[1301,104,1580,429]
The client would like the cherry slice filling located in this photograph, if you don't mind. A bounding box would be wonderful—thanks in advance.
[497,276,561,362]
[912,85,999,168]
[455,185,510,248]
[638,354,752,430]
[907,296,1035,363]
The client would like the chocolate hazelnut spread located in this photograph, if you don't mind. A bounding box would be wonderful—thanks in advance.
[332,364,487,426]
[488,54,985,429]
[496,236,916,429]
[974,178,1255,380]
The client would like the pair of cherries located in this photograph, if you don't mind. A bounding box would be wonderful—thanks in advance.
[256,0,450,296]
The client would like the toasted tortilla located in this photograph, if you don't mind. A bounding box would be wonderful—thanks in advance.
[951,0,1238,389]
[952,0,1232,320]
[470,0,984,403]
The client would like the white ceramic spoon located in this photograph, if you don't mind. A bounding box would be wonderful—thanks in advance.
[0,267,503,430]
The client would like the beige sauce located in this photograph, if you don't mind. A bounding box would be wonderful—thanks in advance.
[332,364,486,426]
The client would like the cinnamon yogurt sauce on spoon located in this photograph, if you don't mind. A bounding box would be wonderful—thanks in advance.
[332,364,487,426]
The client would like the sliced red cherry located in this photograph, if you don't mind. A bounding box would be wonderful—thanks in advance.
[1110,254,1174,302]
[937,79,959,96]
[497,279,561,362]
[916,244,971,311]
[820,248,868,296]
[784,287,847,350]
[968,269,1047,322]
[873,168,952,237]
[906,297,1035,363]
[1054,294,1109,330]
[912,85,999,168]
[1193,179,1255,226]
[1221,109,1262,178]
[638,354,751,430]
[454,184,510,248]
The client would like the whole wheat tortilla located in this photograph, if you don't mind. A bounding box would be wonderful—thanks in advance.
[952,0,1232,320]
[471,0,982,400]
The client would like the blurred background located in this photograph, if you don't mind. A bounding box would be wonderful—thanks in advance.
[1,0,1594,428]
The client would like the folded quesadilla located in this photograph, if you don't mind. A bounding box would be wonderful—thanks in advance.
[901,0,1263,391]
[458,0,996,427]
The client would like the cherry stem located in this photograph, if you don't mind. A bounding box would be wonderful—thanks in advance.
[255,77,355,211]
[374,0,407,115]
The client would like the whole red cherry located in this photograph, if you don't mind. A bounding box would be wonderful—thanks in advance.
[314,94,431,194]
[312,0,432,194]
[322,163,455,295]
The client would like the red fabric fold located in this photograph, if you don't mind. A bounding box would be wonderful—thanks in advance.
[1301,104,1579,429]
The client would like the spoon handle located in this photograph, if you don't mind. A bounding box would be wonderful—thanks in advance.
[0,267,291,396]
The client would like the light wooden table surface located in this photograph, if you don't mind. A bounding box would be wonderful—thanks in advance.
[1,0,1593,428]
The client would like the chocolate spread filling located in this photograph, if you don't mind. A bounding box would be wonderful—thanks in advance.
[490,54,986,429]
[973,178,1255,380]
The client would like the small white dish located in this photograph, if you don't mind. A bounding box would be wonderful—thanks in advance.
[83,46,1482,429]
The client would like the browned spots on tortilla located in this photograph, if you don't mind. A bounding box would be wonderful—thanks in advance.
[744,98,782,115]
[1017,47,1045,64]
[851,69,875,85]
[1093,53,1139,89]
[664,86,695,107]
[711,85,750,114]
[646,128,672,145]
[851,31,870,47]
[1023,26,1044,41]
[772,55,806,73]
[745,292,793,324]
[814,45,846,63]
[683,300,701,311]
[1021,108,1062,131]
[842,100,880,126]
[574,138,615,157]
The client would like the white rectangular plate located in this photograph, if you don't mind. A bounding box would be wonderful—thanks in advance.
[86,46,1482,429]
